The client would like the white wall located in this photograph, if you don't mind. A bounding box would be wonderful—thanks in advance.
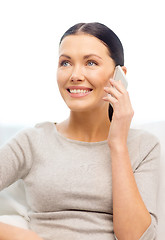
[0,0,165,126]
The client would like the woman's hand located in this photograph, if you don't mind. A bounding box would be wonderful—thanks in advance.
[102,78,134,148]
[0,222,44,240]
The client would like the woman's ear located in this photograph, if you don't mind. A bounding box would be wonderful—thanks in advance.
[121,66,127,75]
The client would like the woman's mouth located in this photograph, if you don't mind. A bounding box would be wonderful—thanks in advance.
[67,88,93,98]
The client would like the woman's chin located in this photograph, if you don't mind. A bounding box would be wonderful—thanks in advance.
[67,103,107,114]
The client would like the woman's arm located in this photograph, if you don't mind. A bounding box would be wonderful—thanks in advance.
[103,78,158,240]
[110,145,152,240]
[0,128,33,191]
[0,222,43,240]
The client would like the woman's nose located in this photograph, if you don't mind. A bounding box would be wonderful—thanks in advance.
[69,66,85,82]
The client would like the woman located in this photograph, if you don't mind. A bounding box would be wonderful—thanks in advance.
[0,22,160,240]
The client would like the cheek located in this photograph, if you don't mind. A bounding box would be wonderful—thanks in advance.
[86,70,110,87]
[57,69,69,87]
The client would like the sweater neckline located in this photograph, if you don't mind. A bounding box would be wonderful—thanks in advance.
[53,122,108,146]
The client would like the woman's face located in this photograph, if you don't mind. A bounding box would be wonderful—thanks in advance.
[57,34,116,112]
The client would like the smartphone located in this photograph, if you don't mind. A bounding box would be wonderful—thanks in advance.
[113,65,128,89]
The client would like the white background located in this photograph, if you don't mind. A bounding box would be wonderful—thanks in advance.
[0,0,165,126]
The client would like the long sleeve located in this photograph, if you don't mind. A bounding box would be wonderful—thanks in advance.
[134,131,160,239]
[0,128,33,191]
[114,130,160,240]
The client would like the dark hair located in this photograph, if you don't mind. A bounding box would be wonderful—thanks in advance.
[59,22,124,121]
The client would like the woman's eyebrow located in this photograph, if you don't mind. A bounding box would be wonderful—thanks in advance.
[83,54,103,60]
[59,54,103,60]
[59,54,71,59]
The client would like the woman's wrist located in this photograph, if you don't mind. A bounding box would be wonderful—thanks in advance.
[108,140,128,152]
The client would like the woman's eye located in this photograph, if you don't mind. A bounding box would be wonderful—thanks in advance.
[87,61,97,66]
[60,61,70,67]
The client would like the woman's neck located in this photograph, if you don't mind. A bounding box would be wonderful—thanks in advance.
[56,109,111,142]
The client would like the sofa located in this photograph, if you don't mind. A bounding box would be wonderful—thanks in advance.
[0,121,165,239]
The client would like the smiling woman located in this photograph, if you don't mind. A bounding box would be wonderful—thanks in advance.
[0,22,160,240]
[57,33,116,121]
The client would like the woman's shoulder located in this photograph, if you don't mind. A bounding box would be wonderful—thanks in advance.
[34,121,55,131]
[127,128,160,171]
[128,127,159,145]
[128,128,160,159]
[25,121,55,133]
[8,121,56,143]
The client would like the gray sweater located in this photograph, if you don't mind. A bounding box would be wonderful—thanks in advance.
[0,122,160,240]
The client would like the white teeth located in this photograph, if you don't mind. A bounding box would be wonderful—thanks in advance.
[70,89,90,93]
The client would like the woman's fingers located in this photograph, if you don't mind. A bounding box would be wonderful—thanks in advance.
[103,85,121,100]
[109,78,126,93]
[102,78,133,119]
[103,78,127,101]
[102,93,118,104]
